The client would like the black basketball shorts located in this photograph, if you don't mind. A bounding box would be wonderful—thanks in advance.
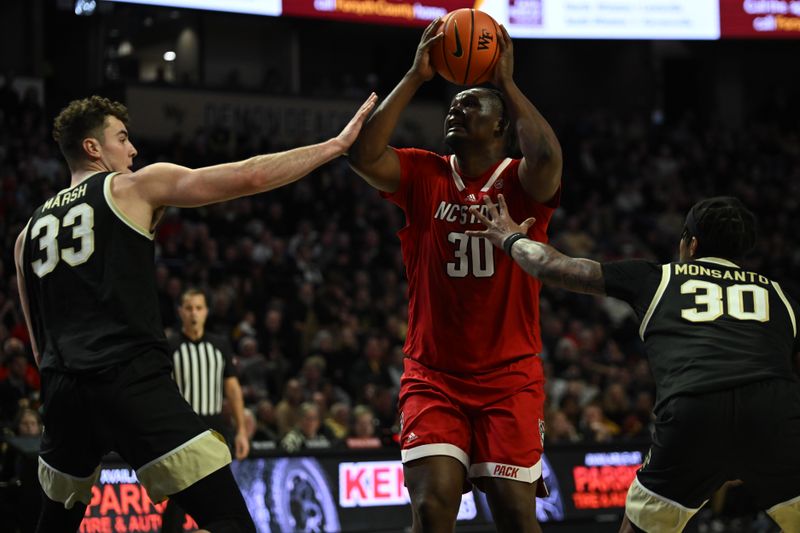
[38,351,230,509]
[625,378,800,532]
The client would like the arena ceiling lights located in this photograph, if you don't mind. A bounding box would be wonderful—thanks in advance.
[101,1,800,39]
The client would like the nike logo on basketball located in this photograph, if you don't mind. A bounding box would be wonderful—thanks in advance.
[452,22,463,57]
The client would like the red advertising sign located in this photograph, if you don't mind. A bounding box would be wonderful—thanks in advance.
[720,0,800,37]
[570,452,641,511]
[81,468,195,532]
[282,0,478,26]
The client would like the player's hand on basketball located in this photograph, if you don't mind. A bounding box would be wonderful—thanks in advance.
[234,429,250,460]
[334,92,378,154]
[466,194,535,249]
[491,25,514,88]
[410,17,444,81]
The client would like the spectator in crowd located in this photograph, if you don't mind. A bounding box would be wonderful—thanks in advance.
[578,402,619,443]
[275,378,305,437]
[252,399,279,442]
[347,404,381,449]
[347,335,393,402]
[324,402,351,441]
[545,409,580,445]
[235,336,270,404]
[0,352,38,424]
[279,402,332,453]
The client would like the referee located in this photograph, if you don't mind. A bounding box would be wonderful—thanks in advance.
[162,288,249,532]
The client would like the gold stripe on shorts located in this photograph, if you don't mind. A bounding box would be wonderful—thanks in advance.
[38,458,101,509]
[766,493,800,532]
[625,476,705,532]
[136,430,231,503]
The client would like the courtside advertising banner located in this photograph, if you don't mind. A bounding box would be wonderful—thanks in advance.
[82,444,647,532]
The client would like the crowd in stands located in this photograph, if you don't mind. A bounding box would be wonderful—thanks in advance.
[0,78,798,473]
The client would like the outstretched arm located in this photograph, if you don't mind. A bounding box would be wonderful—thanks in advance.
[492,26,562,204]
[466,194,605,295]
[128,93,378,209]
[14,228,40,365]
[348,18,444,193]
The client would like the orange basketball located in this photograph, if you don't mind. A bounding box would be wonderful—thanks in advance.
[431,8,500,86]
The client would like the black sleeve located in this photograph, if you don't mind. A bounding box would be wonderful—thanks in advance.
[166,333,180,355]
[601,260,664,320]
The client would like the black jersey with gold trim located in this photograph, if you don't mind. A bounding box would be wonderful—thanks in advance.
[21,171,167,372]
[603,257,800,412]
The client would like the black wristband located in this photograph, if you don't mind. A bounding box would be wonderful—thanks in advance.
[502,232,527,256]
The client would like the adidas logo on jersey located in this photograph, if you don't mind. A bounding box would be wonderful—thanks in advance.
[406,432,418,443]
[465,193,477,202]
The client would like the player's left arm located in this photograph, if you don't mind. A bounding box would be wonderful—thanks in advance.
[467,195,604,295]
[223,376,250,460]
[492,25,562,204]
[14,227,41,365]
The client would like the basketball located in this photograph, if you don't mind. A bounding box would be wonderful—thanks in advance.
[431,9,500,86]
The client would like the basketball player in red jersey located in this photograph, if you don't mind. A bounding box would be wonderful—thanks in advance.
[348,19,562,533]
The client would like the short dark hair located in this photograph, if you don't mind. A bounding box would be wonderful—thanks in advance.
[682,196,757,259]
[52,95,129,164]
[482,88,517,156]
[180,288,208,305]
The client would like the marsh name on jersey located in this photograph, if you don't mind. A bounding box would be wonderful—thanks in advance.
[41,183,88,212]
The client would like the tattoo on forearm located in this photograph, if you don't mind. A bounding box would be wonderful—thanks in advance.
[511,240,605,295]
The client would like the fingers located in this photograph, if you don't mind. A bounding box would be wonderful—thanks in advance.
[465,229,486,237]
[352,93,378,123]
[496,24,512,53]
[421,32,445,50]
[469,204,493,227]
[482,194,500,219]
[519,217,537,233]
[361,92,378,114]
[421,16,442,40]
[497,193,509,215]
[500,24,512,42]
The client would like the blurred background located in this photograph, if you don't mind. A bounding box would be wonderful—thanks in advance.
[0,1,798,531]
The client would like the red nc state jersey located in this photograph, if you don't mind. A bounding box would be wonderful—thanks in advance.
[383,148,559,374]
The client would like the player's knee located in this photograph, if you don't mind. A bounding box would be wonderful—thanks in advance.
[412,490,460,526]
[506,498,537,523]
[493,498,538,530]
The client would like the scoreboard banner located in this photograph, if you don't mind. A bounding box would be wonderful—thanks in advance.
[281,0,472,26]
[719,0,800,38]
[105,0,800,39]
[80,442,648,532]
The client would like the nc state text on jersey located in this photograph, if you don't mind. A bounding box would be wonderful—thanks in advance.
[433,201,491,225]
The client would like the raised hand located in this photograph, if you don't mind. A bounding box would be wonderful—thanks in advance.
[334,92,379,154]
[466,194,535,249]
[409,17,445,81]
[490,24,515,89]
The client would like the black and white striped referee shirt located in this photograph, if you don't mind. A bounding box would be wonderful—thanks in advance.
[167,332,235,417]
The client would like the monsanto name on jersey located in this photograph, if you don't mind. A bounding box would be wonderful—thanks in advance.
[433,201,491,225]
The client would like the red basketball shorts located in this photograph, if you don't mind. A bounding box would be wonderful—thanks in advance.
[398,355,545,488]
